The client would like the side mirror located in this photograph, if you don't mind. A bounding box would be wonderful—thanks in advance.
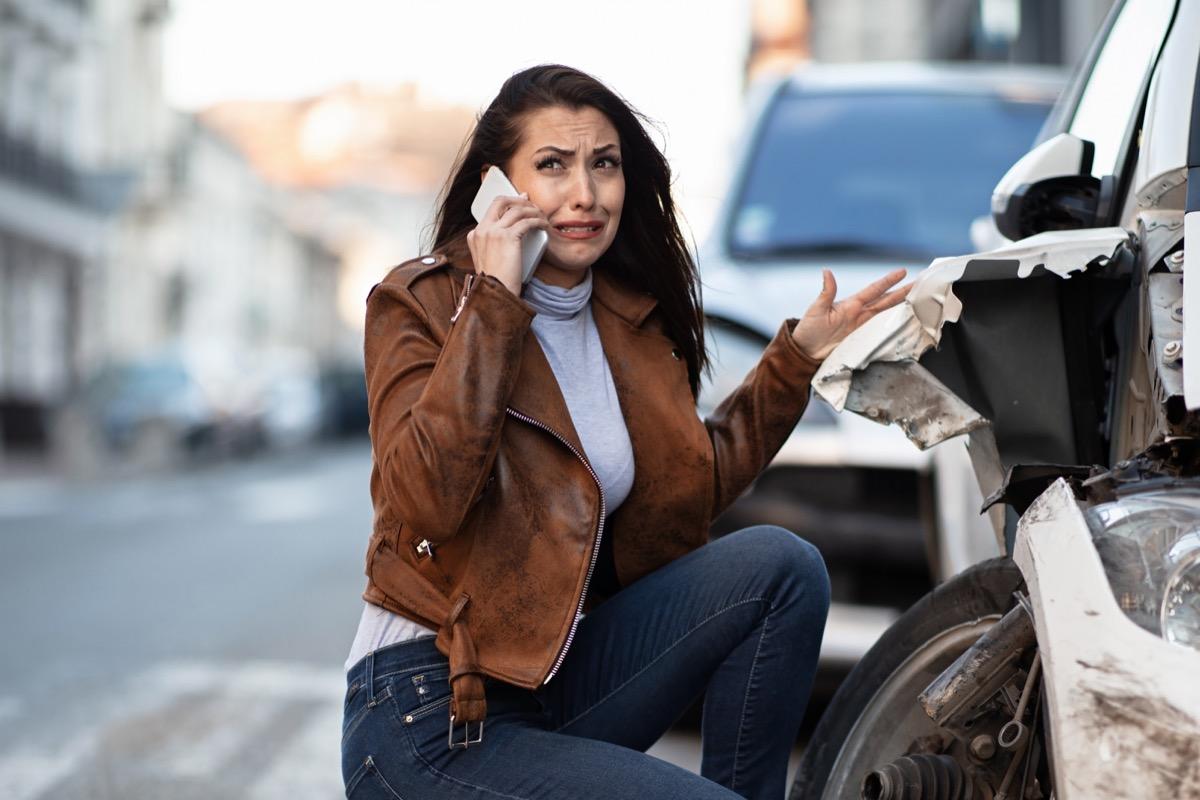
[990,133,1108,241]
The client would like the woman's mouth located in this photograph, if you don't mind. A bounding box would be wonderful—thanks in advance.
[553,221,604,240]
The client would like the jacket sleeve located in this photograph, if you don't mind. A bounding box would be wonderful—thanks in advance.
[704,318,822,520]
[365,272,535,543]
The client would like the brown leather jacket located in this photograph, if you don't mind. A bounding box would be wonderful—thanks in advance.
[360,250,820,729]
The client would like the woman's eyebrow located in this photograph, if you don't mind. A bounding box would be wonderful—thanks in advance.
[534,144,620,156]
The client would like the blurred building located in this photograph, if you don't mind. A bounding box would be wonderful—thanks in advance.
[0,0,371,464]
[0,0,163,454]
[750,0,1117,77]
[199,83,477,335]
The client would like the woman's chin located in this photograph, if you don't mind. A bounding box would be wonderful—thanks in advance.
[545,239,614,272]
[542,251,600,275]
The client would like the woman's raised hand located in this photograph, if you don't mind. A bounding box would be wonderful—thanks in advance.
[790,268,912,362]
[465,194,550,295]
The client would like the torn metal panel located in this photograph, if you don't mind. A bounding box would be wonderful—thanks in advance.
[812,227,1129,547]
[1013,480,1200,799]
[814,227,1131,415]
[843,362,988,449]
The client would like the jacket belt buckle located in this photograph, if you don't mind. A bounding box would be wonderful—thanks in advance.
[415,539,436,560]
[448,713,483,749]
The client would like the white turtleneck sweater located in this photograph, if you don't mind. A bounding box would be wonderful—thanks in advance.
[344,268,636,672]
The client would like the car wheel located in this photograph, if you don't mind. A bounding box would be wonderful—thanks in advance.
[789,558,1026,800]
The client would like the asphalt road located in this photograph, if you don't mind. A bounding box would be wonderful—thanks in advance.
[0,442,800,799]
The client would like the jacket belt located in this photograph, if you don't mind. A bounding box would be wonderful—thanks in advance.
[438,593,487,723]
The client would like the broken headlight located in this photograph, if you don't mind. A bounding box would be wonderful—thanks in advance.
[1085,491,1200,651]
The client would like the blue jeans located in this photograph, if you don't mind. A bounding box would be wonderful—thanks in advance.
[341,525,830,799]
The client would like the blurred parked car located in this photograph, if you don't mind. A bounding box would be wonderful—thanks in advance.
[76,356,219,461]
[698,62,1065,674]
[246,348,324,450]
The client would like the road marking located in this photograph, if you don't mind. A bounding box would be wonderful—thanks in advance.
[158,691,291,778]
[0,660,347,800]
[0,658,726,797]
[0,736,97,800]
[136,660,345,785]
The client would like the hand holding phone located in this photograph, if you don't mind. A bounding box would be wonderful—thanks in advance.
[469,166,549,288]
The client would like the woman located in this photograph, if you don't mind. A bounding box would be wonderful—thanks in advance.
[341,65,907,800]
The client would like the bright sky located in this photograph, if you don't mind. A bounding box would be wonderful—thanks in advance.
[164,0,753,241]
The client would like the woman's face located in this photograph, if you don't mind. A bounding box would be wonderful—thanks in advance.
[504,105,625,283]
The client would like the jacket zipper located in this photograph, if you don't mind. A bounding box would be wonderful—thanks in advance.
[504,407,606,685]
[450,273,475,323]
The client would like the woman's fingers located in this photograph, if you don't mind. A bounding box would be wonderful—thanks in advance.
[851,268,908,306]
[511,217,550,239]
[863,282,913,314]
[482,193,536,225]
[468,193,546,295]
[496,202,545,229]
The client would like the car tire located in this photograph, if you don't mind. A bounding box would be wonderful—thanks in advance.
[788,557,1024,800]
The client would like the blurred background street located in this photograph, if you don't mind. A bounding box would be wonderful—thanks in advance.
[0,443,367,798]
[0,0,1117,796]
[1,440,796,798]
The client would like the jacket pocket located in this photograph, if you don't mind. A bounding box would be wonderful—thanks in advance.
[401,522,457,591]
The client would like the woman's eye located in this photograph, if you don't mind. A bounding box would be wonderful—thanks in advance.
[595,157,621,170]
[536,157,564,171]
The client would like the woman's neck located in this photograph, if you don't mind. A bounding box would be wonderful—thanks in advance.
[523,269,593,321]
[533,260,590,289]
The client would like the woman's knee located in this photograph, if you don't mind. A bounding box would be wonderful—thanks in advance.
[721,525,828,597]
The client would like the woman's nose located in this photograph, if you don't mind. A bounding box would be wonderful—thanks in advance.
[570,171,596,210]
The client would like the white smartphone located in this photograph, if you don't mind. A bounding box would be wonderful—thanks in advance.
[470,166,549,285]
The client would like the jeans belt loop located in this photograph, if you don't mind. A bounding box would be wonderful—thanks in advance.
[365,648,378,708]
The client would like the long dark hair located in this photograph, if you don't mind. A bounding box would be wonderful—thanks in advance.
[429,64,707,396]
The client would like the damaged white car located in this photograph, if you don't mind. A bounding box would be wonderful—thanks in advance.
[790,0,1200,797]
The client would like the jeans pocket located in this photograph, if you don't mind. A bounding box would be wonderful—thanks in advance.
[345,754,408,799]
[395,693,452,726]
[397,695,455,771]
[406,668,452,709]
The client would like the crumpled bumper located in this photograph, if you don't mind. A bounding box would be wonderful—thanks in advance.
[1013,480,1200,799]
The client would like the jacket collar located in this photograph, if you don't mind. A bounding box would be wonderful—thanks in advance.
[442,242,658,329]
[591,268,658,329]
